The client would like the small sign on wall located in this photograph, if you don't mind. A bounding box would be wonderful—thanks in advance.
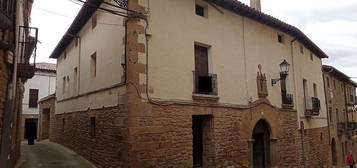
[7,51,14,64]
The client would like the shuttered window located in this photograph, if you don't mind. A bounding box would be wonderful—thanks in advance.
[29,89,39,108]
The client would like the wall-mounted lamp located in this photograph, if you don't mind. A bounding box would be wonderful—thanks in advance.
[271,59,290,86]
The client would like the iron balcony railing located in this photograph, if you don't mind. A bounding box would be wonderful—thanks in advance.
[282,93,294,105]
[305,97,321,116]
[193,71,218,95]
[0,0,16,29]
[17,26,38,79]
[347,122,355,131]
[114,0,128,9]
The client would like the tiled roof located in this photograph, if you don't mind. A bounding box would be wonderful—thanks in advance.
[36,62,56,72]
[50,0,328,59]
[322,65,357,86]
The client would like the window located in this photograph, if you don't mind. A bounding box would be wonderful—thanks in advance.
[300,45,304,54]
[63,51,67,59]
[310,53,313,61]
[66,76,70,94]
[195,4,206,17]
[74,67,78,93]
[341,83,344,91]
[327,77,330,88]
[29,89,39,108]
[313,83,317,98]
[303,79,308,109]
[62,118,65,133]
[333,80,336,89]
[336,109,339,122]
[75,38,79,47]
[329,107,333,123]
[90,117,96,137]
[194,44,217,95]
[62,77,66,94]
[277,34,285,44]
[92,13,97,29]
[91,52,97,77]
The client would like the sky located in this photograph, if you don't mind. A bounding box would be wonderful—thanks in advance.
[31,0,357,81]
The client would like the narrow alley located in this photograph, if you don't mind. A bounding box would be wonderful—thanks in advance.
[18,141,95,168]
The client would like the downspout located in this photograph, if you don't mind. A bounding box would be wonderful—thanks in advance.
[290,36,306,168]
[322,69,332,146]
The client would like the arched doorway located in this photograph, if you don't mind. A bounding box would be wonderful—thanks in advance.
[252,120,271,168]
[331,138,337,166]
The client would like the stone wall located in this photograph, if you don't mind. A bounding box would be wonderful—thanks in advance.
[52,99,304,168]
[0,50,10,145]
[38,95,55,140]
[51,105,129,168]
[299,126,331,168]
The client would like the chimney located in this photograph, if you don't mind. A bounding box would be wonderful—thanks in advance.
[250,0,261,11]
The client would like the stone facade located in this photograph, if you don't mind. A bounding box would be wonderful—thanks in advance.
[50,0,333,167]
[52,105,128,168]
[323,65,357,167]
[38,94,56,140]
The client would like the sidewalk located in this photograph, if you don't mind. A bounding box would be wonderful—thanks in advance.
[18,140,95,168]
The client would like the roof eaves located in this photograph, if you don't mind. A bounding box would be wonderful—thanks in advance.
[205,0,328,59]
[49,0,103,59]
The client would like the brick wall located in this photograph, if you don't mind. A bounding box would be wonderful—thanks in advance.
[52,106,129,168]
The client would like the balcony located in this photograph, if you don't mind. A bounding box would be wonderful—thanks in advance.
[282,93,294,108]
[17,26,38,79]
[305,97,321,116]
[193,71,217,96]
[347,122,355,131]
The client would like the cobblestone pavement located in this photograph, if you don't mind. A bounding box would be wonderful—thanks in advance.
[18,140,95,168]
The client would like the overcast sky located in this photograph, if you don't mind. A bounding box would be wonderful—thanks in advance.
[31,0,357,81]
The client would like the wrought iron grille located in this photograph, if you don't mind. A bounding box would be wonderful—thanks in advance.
[18,26,38,64]
[193,71,218,95]
[17,26,38,79]
[282,94,294,105]
[311,97,321,112]
[114,0,128,9]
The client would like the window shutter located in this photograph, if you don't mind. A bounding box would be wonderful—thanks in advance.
[29,89,39,108]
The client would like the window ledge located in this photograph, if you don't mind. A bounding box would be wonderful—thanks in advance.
[282,104,294,109]
[192,94,219,102]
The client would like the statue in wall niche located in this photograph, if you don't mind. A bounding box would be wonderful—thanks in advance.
[257,64,268,98]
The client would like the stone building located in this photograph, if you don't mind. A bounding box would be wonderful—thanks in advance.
[0,0,38,167]
[38,93,56,141]
[323,65,357,167]
[20,63,56,141]
[50,0,331,167]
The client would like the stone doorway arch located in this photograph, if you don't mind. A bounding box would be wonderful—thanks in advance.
[252,119,271,168]
[331,138,337,166]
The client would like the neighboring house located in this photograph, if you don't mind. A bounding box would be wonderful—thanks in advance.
[38,93,56,141]
[0,0,38,167]
[49,0,331,167]
[323,65,357,167]
[21,63,56,140]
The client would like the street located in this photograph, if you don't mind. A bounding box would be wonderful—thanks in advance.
[18,141,95,168]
